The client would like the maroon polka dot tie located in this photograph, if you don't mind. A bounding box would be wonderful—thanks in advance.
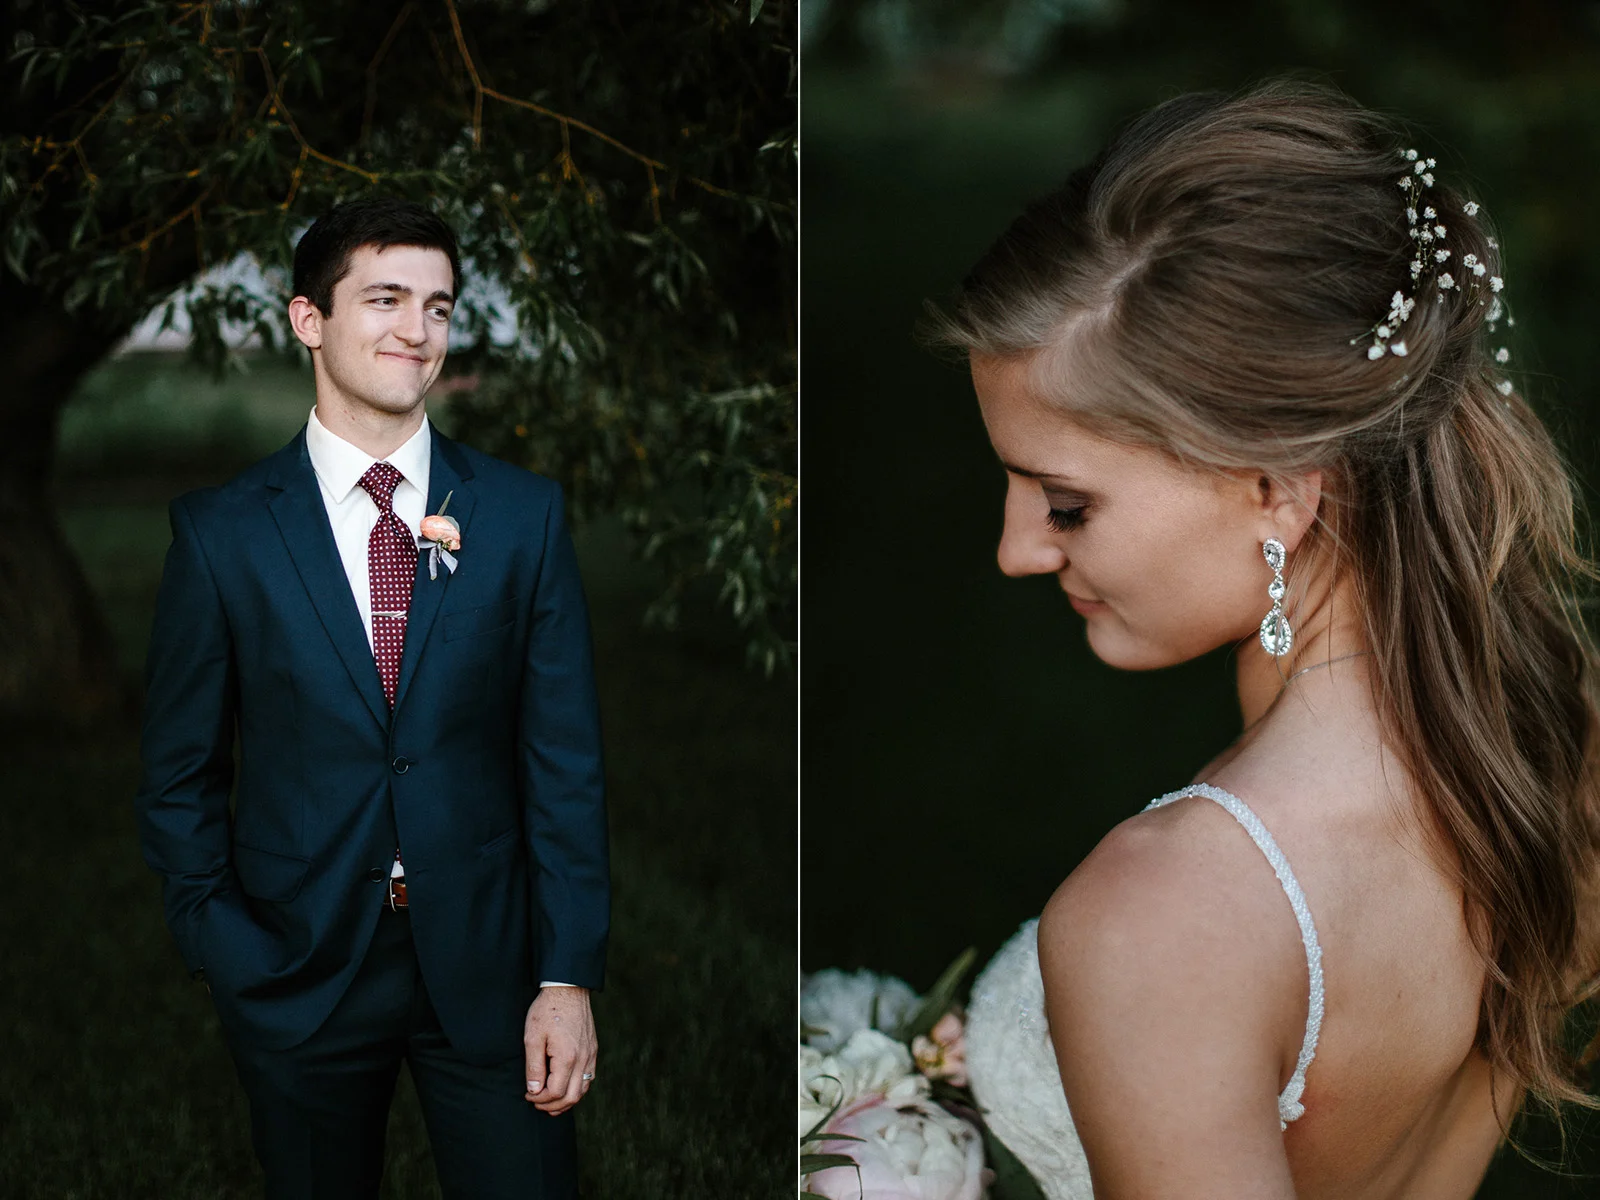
[357,461,417,710]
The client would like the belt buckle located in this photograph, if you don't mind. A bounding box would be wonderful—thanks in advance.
[387,875,409,912]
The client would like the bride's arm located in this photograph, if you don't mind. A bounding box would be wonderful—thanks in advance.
[1037,798,1310,1199]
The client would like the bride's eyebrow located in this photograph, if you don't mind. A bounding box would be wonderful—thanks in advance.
[999,458,1080,485]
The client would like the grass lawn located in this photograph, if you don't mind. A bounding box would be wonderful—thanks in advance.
[0,355,795,1197]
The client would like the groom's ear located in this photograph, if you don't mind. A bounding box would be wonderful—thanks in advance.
[288,295,324,351]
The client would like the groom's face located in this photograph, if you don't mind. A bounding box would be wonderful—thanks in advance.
[300,243,455,417]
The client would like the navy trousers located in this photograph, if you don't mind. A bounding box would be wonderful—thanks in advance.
[217,905,578,1199]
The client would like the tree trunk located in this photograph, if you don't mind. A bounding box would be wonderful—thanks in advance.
[0,304,133,726]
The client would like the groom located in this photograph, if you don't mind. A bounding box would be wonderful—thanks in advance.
[135,197,609,1198]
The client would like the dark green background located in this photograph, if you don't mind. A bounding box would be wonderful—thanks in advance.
[800,1,1600,1191]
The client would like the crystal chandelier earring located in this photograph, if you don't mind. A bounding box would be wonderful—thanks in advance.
[1259,538,1293,657]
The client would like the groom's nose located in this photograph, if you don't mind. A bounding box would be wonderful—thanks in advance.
[394,303,428,346]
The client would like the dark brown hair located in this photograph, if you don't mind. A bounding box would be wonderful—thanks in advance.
[926,79,1600,1117]
[292,196,460,316]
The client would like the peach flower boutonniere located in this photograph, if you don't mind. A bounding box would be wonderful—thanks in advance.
[418,489,461,580]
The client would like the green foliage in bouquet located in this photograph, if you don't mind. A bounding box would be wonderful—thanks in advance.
[799,1071,864,1200]
[3,0,795,674]
[983,1128,1047,1200]
[894,945,976,1042]
[801,947,989,1197]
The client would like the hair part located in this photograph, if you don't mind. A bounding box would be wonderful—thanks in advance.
[292,196,461,317]
[927,78,1600,1122]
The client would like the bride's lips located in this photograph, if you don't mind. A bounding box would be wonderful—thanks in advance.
[1066,592,1107,616]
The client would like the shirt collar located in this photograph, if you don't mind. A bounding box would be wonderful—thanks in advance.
[305,405,432,503]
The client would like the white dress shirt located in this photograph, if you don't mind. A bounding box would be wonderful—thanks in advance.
[305,404,431,654]
[303,406,574,991]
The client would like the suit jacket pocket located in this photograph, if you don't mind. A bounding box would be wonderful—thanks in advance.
[443,595,519,642]
[477,826,520,857]
[233,841,312,903]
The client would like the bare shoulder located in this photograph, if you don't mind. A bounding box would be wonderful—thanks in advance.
[1039,795,1310,1019]
[1034,796,1309,1195]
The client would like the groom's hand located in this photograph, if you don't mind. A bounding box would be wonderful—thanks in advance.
[524,986,596,1113]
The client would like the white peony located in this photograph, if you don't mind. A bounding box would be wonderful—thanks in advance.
[801,1043,834,1139]
[802,967,921,1052]
[801,1028,928,1139]
[807,1093,988,1200]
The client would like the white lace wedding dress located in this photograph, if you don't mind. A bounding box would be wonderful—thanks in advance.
[963,784,1326,1200]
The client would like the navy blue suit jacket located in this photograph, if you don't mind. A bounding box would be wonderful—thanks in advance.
[134,423,610,1064]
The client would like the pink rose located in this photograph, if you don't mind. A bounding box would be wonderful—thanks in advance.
[420,513,461,551]
[911,1011,968,1088]
[807,1094,985,1200]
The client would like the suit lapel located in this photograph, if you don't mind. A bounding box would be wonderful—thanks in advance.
[265,427,391,732]
[391,429,476,719]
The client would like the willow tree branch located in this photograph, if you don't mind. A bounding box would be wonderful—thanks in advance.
[440,0,759,210]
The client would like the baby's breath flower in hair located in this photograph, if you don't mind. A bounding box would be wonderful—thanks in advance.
[1355,148,1511,372]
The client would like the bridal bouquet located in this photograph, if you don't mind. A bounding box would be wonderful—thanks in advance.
[799,953,989,1200]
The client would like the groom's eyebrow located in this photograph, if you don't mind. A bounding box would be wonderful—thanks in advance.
[359,282,456,305]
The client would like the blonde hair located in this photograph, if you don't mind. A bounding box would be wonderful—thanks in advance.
[926,79,1600,1117]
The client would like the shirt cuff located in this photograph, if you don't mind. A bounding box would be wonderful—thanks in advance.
[538,980,578,988]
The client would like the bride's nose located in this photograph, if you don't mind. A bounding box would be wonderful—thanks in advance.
[997,482,1068,578]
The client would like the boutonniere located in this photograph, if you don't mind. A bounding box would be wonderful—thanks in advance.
[418,489,461,580]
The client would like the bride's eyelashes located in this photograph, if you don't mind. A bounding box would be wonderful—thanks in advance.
[1046,505,1087,533]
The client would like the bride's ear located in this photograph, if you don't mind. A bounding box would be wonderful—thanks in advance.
[1254,469,1322,554]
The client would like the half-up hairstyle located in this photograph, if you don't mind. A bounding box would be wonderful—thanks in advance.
[925,78,1600,1118]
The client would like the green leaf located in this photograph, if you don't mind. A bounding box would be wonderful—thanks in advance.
[984,1126,1049,1200]
[799,1153,857,1173]
[800,1072,848,1144]
[898,946,978,1042]
[801,1131,864,1146]
[750,0,764,21]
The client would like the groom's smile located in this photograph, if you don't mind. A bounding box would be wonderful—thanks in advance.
[292,241,456,421]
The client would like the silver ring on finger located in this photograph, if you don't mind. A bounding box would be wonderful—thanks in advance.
[581,1072,595,1081]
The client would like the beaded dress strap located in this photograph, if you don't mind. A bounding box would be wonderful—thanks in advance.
[1143,782,1324,1129]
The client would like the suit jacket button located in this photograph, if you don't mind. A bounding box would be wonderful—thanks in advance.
[367,867,386,882]
[391,756,410,774]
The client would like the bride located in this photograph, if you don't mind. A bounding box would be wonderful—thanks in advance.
[925,80,1600,1198]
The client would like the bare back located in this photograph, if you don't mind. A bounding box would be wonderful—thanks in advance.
[1191,674,1512,1198]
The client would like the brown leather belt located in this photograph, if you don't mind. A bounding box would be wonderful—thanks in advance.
[387,875,409,911]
